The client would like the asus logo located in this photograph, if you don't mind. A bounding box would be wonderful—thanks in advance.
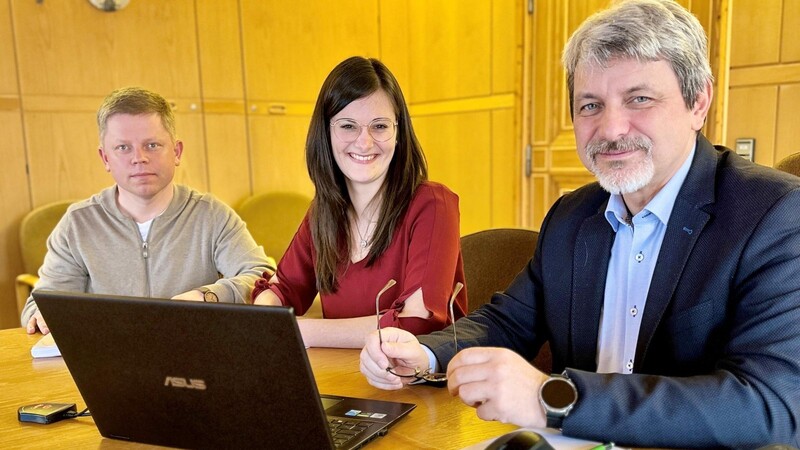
[164,376,207,390]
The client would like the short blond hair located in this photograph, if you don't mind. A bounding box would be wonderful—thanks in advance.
[97,87,176,141]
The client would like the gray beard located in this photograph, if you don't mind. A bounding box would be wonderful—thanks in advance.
[585,136,654,195]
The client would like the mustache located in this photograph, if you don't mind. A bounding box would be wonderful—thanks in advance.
[586,136,653,157]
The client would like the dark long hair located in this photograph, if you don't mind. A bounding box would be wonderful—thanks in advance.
[306,56,428,293]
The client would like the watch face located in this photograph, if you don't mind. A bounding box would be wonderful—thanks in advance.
[541,378,577,409]
[203,291,218,303]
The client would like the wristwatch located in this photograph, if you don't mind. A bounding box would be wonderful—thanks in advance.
[198,287,218,303]
[539,371,578,429]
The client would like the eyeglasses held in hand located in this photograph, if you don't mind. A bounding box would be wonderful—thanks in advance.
[376,280,463,383]
[330,118,398,143]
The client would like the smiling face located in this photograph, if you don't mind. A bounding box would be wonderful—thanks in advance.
[330,90,397,194]
[98,113,182,203]
[572,58,710,205]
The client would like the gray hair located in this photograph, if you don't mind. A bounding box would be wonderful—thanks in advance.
[97,86,176,142]
[562,0,713,115]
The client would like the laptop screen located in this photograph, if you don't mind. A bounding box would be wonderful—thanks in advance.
[33,290,414,449]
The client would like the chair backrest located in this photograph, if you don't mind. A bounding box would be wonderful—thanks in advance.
[236,192,311,263]
[775,152,800,177]
[19,200,74,274]
[460,228,538,313]
[460,228,551,372]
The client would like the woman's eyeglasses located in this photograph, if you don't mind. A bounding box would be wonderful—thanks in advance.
[375,279,463,383]
[330,118,397,143]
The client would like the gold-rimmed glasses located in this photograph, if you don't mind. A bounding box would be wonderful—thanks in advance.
[330,118,398,143]
[375,280,463,383]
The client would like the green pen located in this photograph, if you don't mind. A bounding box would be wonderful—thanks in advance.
[589,443,614,450]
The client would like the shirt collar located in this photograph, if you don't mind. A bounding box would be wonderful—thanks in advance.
[605,143,696,231]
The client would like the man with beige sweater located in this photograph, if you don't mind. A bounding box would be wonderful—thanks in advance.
[21,86,272,334]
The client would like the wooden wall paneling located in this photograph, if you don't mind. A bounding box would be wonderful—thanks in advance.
[25,110,106,206]
[527,0,608,229]
[407,0,492,103]
[530,0,553,145]
[726,86,778,166]
[415,112,492,235]
[0,0,17,95]
[782,0,800,63]
[248,115,314,198]
[12,0,200,97]
[196,0,250,205]
[549,172,596,198]
[203,113,251,206]
[521,0,534,228]
[529,0,569,228]
[196,0,245,99]
[492,0,523,228]
[704,0,731,145]
[491,108,518,228]
[378,0,411,95]
[683,0,728,144]
[240,0,380,103]
[1,0,29,328]
[492,0,521,94]
[551,146,584,169]
[172,108,209,193]
[729,0,781,67]
[530,174,547,229]
[775,84,800,162]
[383,0,523,233]
[0,110,29,329]
[731,64,800,87]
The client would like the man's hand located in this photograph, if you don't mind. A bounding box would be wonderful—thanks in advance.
[360,327,430,390]
[171,290,204,301]
[26,311,49,335]
[446,347,549,427]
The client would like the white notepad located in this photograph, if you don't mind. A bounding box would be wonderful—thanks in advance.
[31,333,61,358]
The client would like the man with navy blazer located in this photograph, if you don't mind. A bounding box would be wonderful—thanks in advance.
[359,0,800,448]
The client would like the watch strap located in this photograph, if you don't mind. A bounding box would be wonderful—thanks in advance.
[545,410,565,429]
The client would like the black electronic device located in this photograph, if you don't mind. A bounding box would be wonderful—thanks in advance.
[32,290,415,449]
[18,403,77,424]
[485,430,556,450]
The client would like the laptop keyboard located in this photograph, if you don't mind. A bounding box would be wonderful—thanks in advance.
[328,418,375,448]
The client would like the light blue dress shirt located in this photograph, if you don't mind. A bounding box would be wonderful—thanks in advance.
[596,146,695,373]
[422,146,697,375]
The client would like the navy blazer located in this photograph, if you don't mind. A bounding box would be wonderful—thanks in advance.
[419,135,800,448]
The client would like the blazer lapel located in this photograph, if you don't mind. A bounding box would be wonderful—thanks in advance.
[571,210,614,371]
[634,135,716,369]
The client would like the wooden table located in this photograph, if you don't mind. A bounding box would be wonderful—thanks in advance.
[0,328,516,449]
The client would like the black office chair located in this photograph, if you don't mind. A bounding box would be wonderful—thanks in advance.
[460,228,551,373]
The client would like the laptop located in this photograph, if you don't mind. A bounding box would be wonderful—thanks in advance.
[32,290,415,449]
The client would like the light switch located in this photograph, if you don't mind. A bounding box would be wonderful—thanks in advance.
[735,138,755,161]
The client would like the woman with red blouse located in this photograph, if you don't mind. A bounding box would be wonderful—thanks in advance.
[252,56,467,348]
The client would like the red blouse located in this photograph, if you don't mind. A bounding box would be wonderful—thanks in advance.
[252,182,467,335]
